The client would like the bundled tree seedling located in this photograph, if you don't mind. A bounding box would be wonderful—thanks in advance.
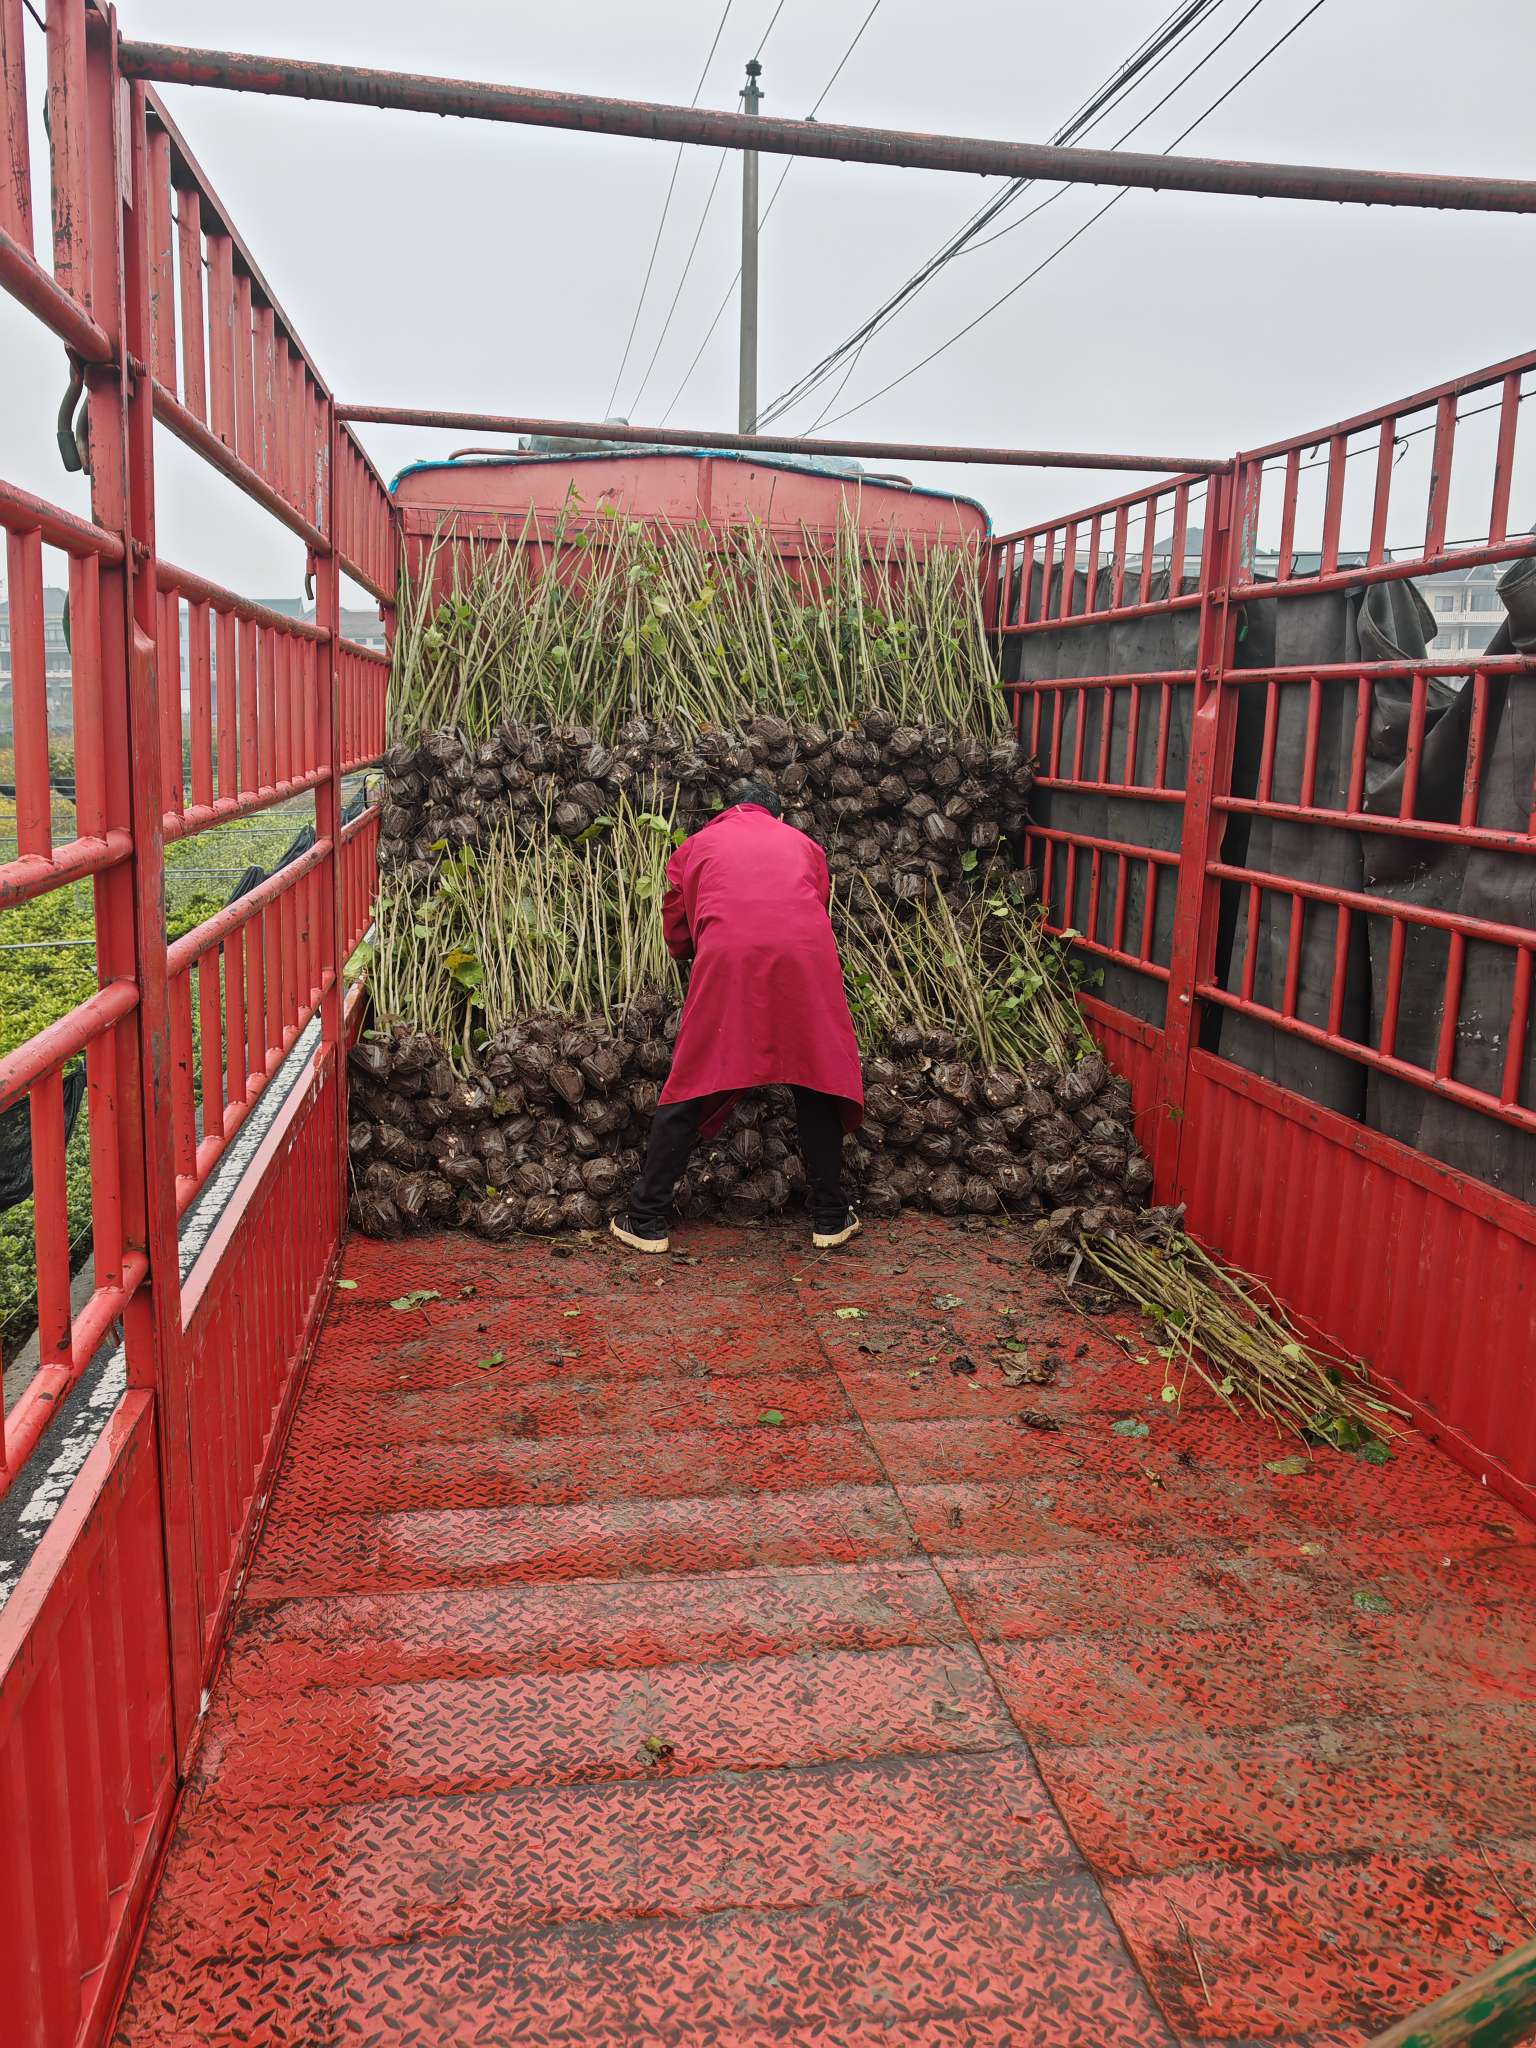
[390,508,1003,743]
[353,505,1386,1450]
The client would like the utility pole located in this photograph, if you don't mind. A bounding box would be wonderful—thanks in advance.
[738,58,762,435]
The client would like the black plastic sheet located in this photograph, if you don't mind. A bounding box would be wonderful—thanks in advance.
[0,1065,87,1212]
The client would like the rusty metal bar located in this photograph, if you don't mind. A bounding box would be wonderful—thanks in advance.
[115,42,1536,213]
[0,220,114,359]
[154,378,329,550]
[156,556,330,639]
[335,404,1223,476]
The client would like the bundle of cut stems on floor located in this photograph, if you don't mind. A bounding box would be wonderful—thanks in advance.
[1077,1226,1400,1448]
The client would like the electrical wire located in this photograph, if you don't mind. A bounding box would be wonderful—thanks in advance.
[795,0,1274,432]
[626,149,734,416]
[603,0,739,418]
[957,0,1273,261]
[811,0,1330,434]
[622,0,805,419]
[754,0,789,58]
[657,0,887,424]
[806,0,884,117]
[758,0,1230,427]
[658,166,792,423]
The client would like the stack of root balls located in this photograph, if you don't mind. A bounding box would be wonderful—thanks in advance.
[349,1005,1154,1245]
[352,516,1156,1246]
[376,709,1033,918]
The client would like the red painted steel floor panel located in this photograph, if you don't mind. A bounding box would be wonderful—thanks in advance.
[116,1216,1536,2046]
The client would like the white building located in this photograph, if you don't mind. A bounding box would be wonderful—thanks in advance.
[1415,563,1506,658]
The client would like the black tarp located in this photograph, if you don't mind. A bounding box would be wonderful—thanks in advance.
[1211,577,1446,1116]
[1004,560,1200,1026]
[1357,557,1536,1199]
[1002,555,1534,1202]
[0,1065,87,1211]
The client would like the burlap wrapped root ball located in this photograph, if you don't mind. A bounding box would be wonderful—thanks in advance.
[375,709,1034,918]
[347,1015,1153,1243]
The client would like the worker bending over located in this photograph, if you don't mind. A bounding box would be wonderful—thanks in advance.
[610,781,864,1254]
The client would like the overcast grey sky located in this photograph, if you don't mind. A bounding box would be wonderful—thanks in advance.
[3,0,1535,608]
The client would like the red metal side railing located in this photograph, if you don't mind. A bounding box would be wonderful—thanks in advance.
[2,11,1534,2046]
[0,10,397,2045]
[993,471,1218,1183]
[996,352,1536,1516]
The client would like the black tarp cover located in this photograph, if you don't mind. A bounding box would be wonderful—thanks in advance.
[1003,554,1534,1202]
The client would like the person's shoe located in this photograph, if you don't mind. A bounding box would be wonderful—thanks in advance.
[610,1213,670,1254]
[812,1211,862,1250]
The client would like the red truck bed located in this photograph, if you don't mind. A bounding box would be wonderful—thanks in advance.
[115,1217,1536,2046]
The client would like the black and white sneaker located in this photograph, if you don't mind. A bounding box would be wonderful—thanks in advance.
[812,1211,862,1250]
[609,1213,670,1255]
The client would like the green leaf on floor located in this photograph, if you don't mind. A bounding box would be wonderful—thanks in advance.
[476,1350,506,1371]
[334,1278,358,1291]
[390,1289,441,1311]
[833,1307,867,1320]
[1352,1589,1392,1615]
[758,1409,785,1426]
[1111,1418,1150,1438]
[934,1293,963,1310]
[1265,1454,1311,1476]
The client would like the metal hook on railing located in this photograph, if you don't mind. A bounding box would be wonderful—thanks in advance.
[56,352,90,475]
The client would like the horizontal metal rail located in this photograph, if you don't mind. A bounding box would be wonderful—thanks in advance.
[153,380,329,553]
[1206,858,1536,953]
[1000,592,1203,634]
[0,981,139,1114]
[337,405,1223,476]
[0,829,134,912]
[1237,345,1536,464]
[4,1255,149,1496]
[1197,975,1536,1135]
[160,773,329,844]
[156,558,331,639]
[164,833,331,978]
[0,475,126,559]
[993,475,1210,548]
[115,42,1536,213]
[0,221,114,361]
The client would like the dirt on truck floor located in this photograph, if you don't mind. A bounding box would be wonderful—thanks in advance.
[116,1215,1536,2047]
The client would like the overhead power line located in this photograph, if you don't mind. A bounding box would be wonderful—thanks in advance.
[754,0,788,57]
[603,0,739,418]
[760,0,1233,429]
[621,0,802,419]
[810,0,1330,434]
[626,149,734,416]
[655,0,887,424]
[798,0,1278,430]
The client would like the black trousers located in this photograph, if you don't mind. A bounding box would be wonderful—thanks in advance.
[629,1088,847,1233]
